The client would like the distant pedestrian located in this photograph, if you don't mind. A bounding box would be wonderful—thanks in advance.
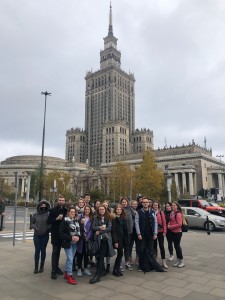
[60,206,80,285]
[168,202,185,268]
[47,195,67,279]
[30,200,51,274]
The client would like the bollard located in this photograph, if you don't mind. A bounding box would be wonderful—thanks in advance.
[206,216,211,235]
[0,214,4,231]
[29,214,33,230]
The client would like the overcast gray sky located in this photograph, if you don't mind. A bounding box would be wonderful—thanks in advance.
[0,0,225,163]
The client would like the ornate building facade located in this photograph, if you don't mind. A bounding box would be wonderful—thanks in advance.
[66,3,153,167]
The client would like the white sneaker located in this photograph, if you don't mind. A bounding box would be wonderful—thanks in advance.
[173,260,180,267]
[83,268,92,276]
[125,263,133,271]
[162,259,168,269]
[120,265,124,272]
[177,259,185,268]
[168,255,174,261]
[77,269,82,277]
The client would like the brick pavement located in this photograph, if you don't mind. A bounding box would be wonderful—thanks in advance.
[1,230,225,300]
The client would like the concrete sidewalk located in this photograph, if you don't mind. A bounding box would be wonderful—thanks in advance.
[1,230,225,300]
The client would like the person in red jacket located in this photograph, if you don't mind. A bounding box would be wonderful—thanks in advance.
[168,202,185,268]
[152,201,168,269]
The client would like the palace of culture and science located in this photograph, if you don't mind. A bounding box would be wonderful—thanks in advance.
[65,3,153,167]
[0,3,224,200]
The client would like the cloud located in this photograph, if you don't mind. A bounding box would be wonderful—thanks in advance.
[0,0,224,163]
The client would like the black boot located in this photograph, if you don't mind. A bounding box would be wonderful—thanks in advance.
[117,267,123,276]
[89,273,100,284]
[106,264,110,273]
[34,265,38,274]
[39,262,44,273]
[112,266,120,277]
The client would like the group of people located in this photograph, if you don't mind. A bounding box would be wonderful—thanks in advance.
[31,193,185,286]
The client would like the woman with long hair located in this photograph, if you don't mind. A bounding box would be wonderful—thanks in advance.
[164,202,174,261]
[152,201,168,269]
[60,206,80,285]
[89,205,115,284]
[168,202,185,268]
[129,200,139,265]
[76,205,93,277]
[111,204,129,276]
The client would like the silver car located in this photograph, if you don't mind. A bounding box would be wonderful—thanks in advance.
[182,207,225,231]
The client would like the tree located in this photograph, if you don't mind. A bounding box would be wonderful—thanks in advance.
[134,150,164,200]
[109,162,134,201]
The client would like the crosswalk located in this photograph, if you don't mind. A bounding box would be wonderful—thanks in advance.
[0,231,34,241]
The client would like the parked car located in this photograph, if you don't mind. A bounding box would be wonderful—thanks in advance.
[178,199,223,216]
[208,202,225,217]
[182,207,225,231]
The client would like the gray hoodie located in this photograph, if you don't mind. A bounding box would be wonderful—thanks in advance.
[31,200,51,236]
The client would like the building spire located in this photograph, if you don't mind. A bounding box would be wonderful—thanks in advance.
[108,1,113,36]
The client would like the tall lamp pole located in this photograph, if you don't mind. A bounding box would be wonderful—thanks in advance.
[216,155,224,201]
[39,91,51,202]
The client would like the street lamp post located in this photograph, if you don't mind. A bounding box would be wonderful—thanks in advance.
[216,155,224,201]
[166,173,173,203]
[39,91,51,202]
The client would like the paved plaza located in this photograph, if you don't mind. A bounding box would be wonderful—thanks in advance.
[1,230,225,300]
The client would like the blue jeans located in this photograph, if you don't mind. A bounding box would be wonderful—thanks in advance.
[64,244,77,275]
[33,234,49,266]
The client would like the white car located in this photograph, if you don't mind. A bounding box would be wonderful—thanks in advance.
[182,207,225,231]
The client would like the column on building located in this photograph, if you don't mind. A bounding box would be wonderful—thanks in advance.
[218,173,223,196]
[182,172,187,194]
[21,177,25,197]
[174,173,180,197]
[189,172,194,196]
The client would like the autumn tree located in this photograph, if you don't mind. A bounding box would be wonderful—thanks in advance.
[109,162,135,201]
[134,150,164,200]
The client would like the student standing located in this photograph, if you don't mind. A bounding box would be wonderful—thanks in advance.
[168,202,185,268]
[111,204,129,276]
[31,200,51,274]
[89,205,115,284]
[60,206,80,285]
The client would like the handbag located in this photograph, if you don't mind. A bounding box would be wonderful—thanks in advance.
[182,216,189,232]
[86,236,99,256]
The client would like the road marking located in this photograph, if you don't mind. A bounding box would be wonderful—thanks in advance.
[0,231,33,240]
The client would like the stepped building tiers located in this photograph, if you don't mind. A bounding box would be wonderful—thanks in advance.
[66,3,153,167]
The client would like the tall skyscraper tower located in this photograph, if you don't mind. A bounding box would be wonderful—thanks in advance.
[66,2,154,167]
[85,2,135,167]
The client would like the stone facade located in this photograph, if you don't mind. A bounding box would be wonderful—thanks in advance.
[66,3,152,168]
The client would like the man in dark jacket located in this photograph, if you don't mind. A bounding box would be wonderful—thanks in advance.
[135,198,164,272]
[47,195,67,279]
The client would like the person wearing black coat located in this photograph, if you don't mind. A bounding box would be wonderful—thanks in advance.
[59,206,80,285]
[30,200,51,274]
[47,195,67,280]
[111,204,129,277]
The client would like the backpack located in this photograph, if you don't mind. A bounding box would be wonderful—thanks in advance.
[175,212,189,232]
